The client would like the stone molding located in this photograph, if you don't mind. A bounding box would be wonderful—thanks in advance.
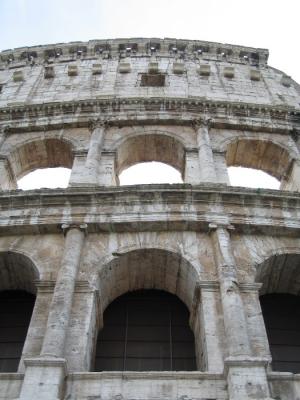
[0,97,298,134]
[0,38,269,68]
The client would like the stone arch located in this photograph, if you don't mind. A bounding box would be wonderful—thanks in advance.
[113,132,186,180]
[97,247,200,313]
[6,137,74,180]
[224,137,294,181]
[0,251,39,372]
[0,250,40,294]
[94,247,204,370]
[255,250,300,296]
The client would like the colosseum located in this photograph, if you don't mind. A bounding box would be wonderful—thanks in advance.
[0,37,299,400]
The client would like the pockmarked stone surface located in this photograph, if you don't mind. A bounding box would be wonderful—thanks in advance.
[0,38,299,400]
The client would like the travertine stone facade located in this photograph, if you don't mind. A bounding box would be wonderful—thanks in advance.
[0,38,299,400]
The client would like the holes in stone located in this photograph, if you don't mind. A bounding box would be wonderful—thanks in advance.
[119,162,183,185]
[140,73,165,87]
[228,166,280,190]
[17,167,71,190]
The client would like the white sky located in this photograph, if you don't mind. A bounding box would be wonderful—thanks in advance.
[1,0,298,190]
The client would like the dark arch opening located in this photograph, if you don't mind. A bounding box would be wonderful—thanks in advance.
[94,290,196,371]
[260,293,300,373]
[0,290,35,372]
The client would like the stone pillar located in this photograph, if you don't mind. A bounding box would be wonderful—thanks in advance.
[194,119,217,183]
[68,150,88,186]
[65,282,100,371]
[0,156,17,190]
[184,148,201,184]
[210,224,273,400]
[84,119,106,185]
[19,224,87,400]
[280,159,300,191]
[240,283,271,359]
[99,151,117,185]
[213,151,230,185]
[41,224,87,356]
[190,281,224,372]
[18,281,55,372]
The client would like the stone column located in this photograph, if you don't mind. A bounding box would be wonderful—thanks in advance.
[194,118,217,183]
[19,224,87,400]
[84,119,106,185]
[210,224,251,357]
[210,223,273,400]
[68,150,88,186]
[41,224,87,356]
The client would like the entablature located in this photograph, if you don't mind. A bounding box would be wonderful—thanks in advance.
[0,185,300,237]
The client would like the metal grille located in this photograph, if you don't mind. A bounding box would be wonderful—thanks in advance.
[260,293,300,373]
[0,290,35,372]
[95,290,196,371]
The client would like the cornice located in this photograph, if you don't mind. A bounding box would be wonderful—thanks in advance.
[0,184,300,236]
[0,97,299,134]
[0,38,269,69]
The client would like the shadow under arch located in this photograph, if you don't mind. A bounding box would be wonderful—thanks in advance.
[97,248,200,314]
[256,251,300,373]
[7,137,74,181]
[255,251,300,296]
[225,138,293,181]
[0,250,40,294]
[114,133,186,182]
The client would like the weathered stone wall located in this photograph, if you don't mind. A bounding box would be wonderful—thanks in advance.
[0,38,299,399]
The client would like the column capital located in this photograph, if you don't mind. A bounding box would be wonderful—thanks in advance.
[88,118,108,132]
[208,222,235,232]
[61,223,88,236]
[192,117,212,130]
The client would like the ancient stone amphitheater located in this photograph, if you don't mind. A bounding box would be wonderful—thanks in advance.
[0,38,299,400]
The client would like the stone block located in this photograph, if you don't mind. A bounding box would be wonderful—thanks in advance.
[250,69,261,81]
[13,70,24,82]
[68,65,78,76]
[148,61,159,73]
[281,74,292,87]
[198,64,211,76]
[223,66,234,78]
[44,66,55,79]
[173,61,185,74]
[118,61,131,73]
[92,63,102,75]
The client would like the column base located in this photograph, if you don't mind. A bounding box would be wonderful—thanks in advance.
[224,356,275,400]
[18,357,67,400]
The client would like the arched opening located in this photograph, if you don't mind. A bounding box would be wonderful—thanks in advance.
[228,166,280,189]
[256,253,300,373]
[95,248,203,371]
[260,293,300,373]
[119,162,183,185]
[8,138,73,190]
[95,289,196,371]
[115,134,185,185]
[18,167,71,190]
[226,139,292,189]
[0,251,39,372]
[0,291,35,372]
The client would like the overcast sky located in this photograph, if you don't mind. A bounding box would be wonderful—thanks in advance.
[0,0,298,189]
